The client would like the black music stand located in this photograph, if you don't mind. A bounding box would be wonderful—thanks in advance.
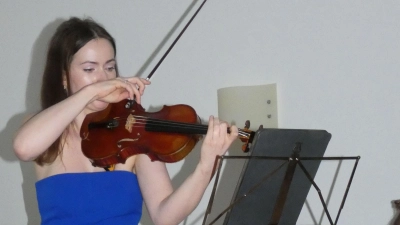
[202,128,359,225]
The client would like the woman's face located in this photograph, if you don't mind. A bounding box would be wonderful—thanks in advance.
[65,38,116,110]
[66,38,116,93]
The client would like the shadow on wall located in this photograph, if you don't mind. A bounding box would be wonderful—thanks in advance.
[198,141,248,225]
[389,200,400,225]
[0,18,65,225]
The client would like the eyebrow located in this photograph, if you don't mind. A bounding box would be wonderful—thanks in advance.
[80,59,116,65]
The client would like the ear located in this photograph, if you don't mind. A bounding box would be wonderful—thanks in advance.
[62,72,67,90]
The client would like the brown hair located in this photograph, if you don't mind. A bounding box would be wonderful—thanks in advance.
[35,17,118,165]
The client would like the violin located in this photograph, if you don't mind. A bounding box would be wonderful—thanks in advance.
[80,99,255,168]
[80,0,256,168]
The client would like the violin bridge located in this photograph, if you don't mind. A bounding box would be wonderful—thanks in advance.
[125,114,136,133]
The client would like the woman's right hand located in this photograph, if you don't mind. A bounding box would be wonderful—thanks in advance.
[89,77,150,104]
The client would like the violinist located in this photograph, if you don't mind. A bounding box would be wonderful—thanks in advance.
[13,17,238,225]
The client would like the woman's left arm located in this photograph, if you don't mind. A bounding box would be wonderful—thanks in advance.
[135,116,238,225]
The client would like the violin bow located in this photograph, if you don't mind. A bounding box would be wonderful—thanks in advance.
[146,0,209,81]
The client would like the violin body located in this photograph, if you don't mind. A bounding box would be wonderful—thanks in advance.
[80,99,203,168]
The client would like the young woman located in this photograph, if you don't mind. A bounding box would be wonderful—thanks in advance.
[13,17,238,225]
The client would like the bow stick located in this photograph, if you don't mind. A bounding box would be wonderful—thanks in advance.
[146,0,209,81]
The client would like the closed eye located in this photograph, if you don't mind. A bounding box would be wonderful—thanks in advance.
[83,68,95,72]
[106,66,115,72]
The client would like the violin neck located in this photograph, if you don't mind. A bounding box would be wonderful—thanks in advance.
[145,119,207,134]
[145,119,251,138]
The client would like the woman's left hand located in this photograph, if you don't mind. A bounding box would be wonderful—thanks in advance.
[199,116,238,173]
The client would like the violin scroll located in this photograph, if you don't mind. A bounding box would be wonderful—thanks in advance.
[239,120,256,153]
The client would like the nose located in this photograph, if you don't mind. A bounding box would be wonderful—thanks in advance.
[95,68,110,82]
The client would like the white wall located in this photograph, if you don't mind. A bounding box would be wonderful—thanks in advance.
[1,0,399,224]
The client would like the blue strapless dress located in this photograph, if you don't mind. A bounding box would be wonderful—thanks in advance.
[36,171,143,225]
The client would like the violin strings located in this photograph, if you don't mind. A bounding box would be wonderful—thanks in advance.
[110,116,251,138]
[131,116,208,131]
[134,116,251,138]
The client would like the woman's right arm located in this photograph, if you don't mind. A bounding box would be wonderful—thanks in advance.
[13,77,148,161]
[13,86,99,161]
